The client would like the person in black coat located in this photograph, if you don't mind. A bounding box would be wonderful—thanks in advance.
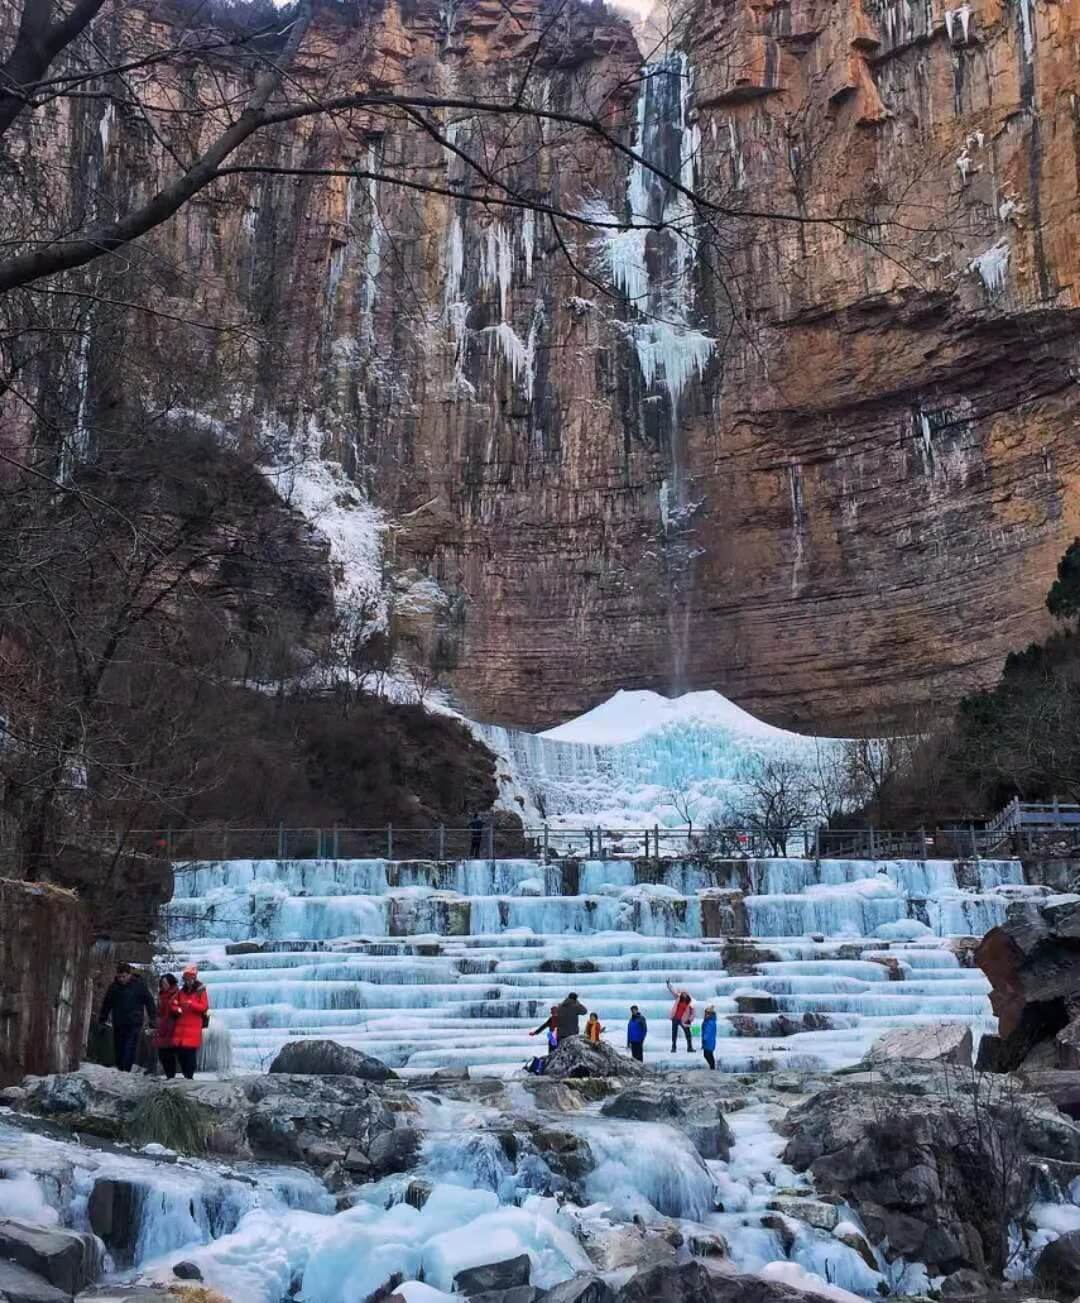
[98,963,156,1072]
[555,993,587,1041]
[468,813,484,857]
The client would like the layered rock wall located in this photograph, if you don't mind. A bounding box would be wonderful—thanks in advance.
[0,880,91,1083]
[3,0,1078,729]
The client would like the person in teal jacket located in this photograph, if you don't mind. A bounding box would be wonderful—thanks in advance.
[701,1005,718,1070]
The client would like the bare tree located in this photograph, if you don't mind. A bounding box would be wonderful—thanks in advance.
[731,756,812,856]
[0,416,322,878]
[665,785,699,841]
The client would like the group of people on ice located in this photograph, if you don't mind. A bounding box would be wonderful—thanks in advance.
[527,980,718,1071]
[98,962,209,1079]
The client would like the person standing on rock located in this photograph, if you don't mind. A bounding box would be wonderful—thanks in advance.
[556,992,587,1041]
[155,974,181,1078]
[626,1005,648,1061]
[171,966,210,1079]
[666,980,695,1053]
[585,1012,605,1044]
[98,962,156,1073]
[701,1005,718,1070]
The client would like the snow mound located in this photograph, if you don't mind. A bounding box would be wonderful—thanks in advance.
[540,688,812,746]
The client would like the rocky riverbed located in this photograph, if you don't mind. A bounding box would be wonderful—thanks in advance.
[3,1033,1080,1303]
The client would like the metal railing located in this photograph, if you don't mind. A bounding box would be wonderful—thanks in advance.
[100,821,1021,863]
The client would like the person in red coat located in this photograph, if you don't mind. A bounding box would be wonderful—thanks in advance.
[172,966,209,1079]
[155,974,181,1078]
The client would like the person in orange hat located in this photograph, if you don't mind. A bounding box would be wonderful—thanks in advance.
[171,965,209,1079]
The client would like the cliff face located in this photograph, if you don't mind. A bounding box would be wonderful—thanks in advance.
[7,0,1079,731]
[0,881,90,1083]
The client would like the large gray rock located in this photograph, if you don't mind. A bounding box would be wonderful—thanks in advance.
[1020,1071,1080,1120]
[866,1023,973,1066]
[975,897,1080,1070]
[0,1219,102,1295]
[0,1261,70,1303]
[577,1222,679,1274]
[1036,1230,1080,1298]
[612,1261,826,1303]
[536,1277,615,1303]
[542,1038,645,1080]
[267,1040,393,1082]
[453,1255,531,1296]
[781,1067,1080,1277]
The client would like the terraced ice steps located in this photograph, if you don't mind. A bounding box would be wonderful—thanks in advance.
[162,855,1039,1075]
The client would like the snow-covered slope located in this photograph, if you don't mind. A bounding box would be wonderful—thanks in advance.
[473,689,840,829]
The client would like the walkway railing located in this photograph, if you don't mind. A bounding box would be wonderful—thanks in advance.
[108,822,1019,863]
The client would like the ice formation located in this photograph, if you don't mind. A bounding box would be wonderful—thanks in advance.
[474,688,842,829]
[969,240,1011,297]
[160,852,1029,1077]
[260,417,387,627]
[586,53,714,407]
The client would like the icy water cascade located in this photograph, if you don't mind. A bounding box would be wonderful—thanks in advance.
[161,854,1034,1076]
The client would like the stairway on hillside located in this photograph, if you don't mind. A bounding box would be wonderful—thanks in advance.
[162,856,1040,1076]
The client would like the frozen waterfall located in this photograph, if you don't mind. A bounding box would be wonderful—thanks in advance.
[160,850,1018,1076]
[474,688,842,829]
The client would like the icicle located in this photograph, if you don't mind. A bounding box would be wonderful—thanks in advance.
[969,240,1011,296]
[521,208,536,281]
[99,101,114,155]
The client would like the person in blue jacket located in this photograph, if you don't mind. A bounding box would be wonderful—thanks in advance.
[701,1004,718,1070]
[626,1005,648,1062]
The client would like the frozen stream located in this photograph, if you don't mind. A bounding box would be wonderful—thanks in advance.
[0,1092,933,1303]
[161,855,1031,1075]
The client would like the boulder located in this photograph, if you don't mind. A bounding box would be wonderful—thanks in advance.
[0,1261,69,1303]
[1036,1231,1080,1298]
[866,1024,973,1066]
[766,1198,837,1232]
[0,1219,103,1295]
[536,1277,615,1303]
[975,897,1080,1070]
[600,1088,682,1123]
[578,1222,679,1273]
[541,1038,644,1080]
[171,1263,202,1282]
[613,1261,823,1303]
[780,1068,1080,1276]
[367,1127,421,1177]
[940,1268,989,1296]
[1018,1071,1080,1120]
[453,1255,531,1296]
[267,1040,394,1081]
